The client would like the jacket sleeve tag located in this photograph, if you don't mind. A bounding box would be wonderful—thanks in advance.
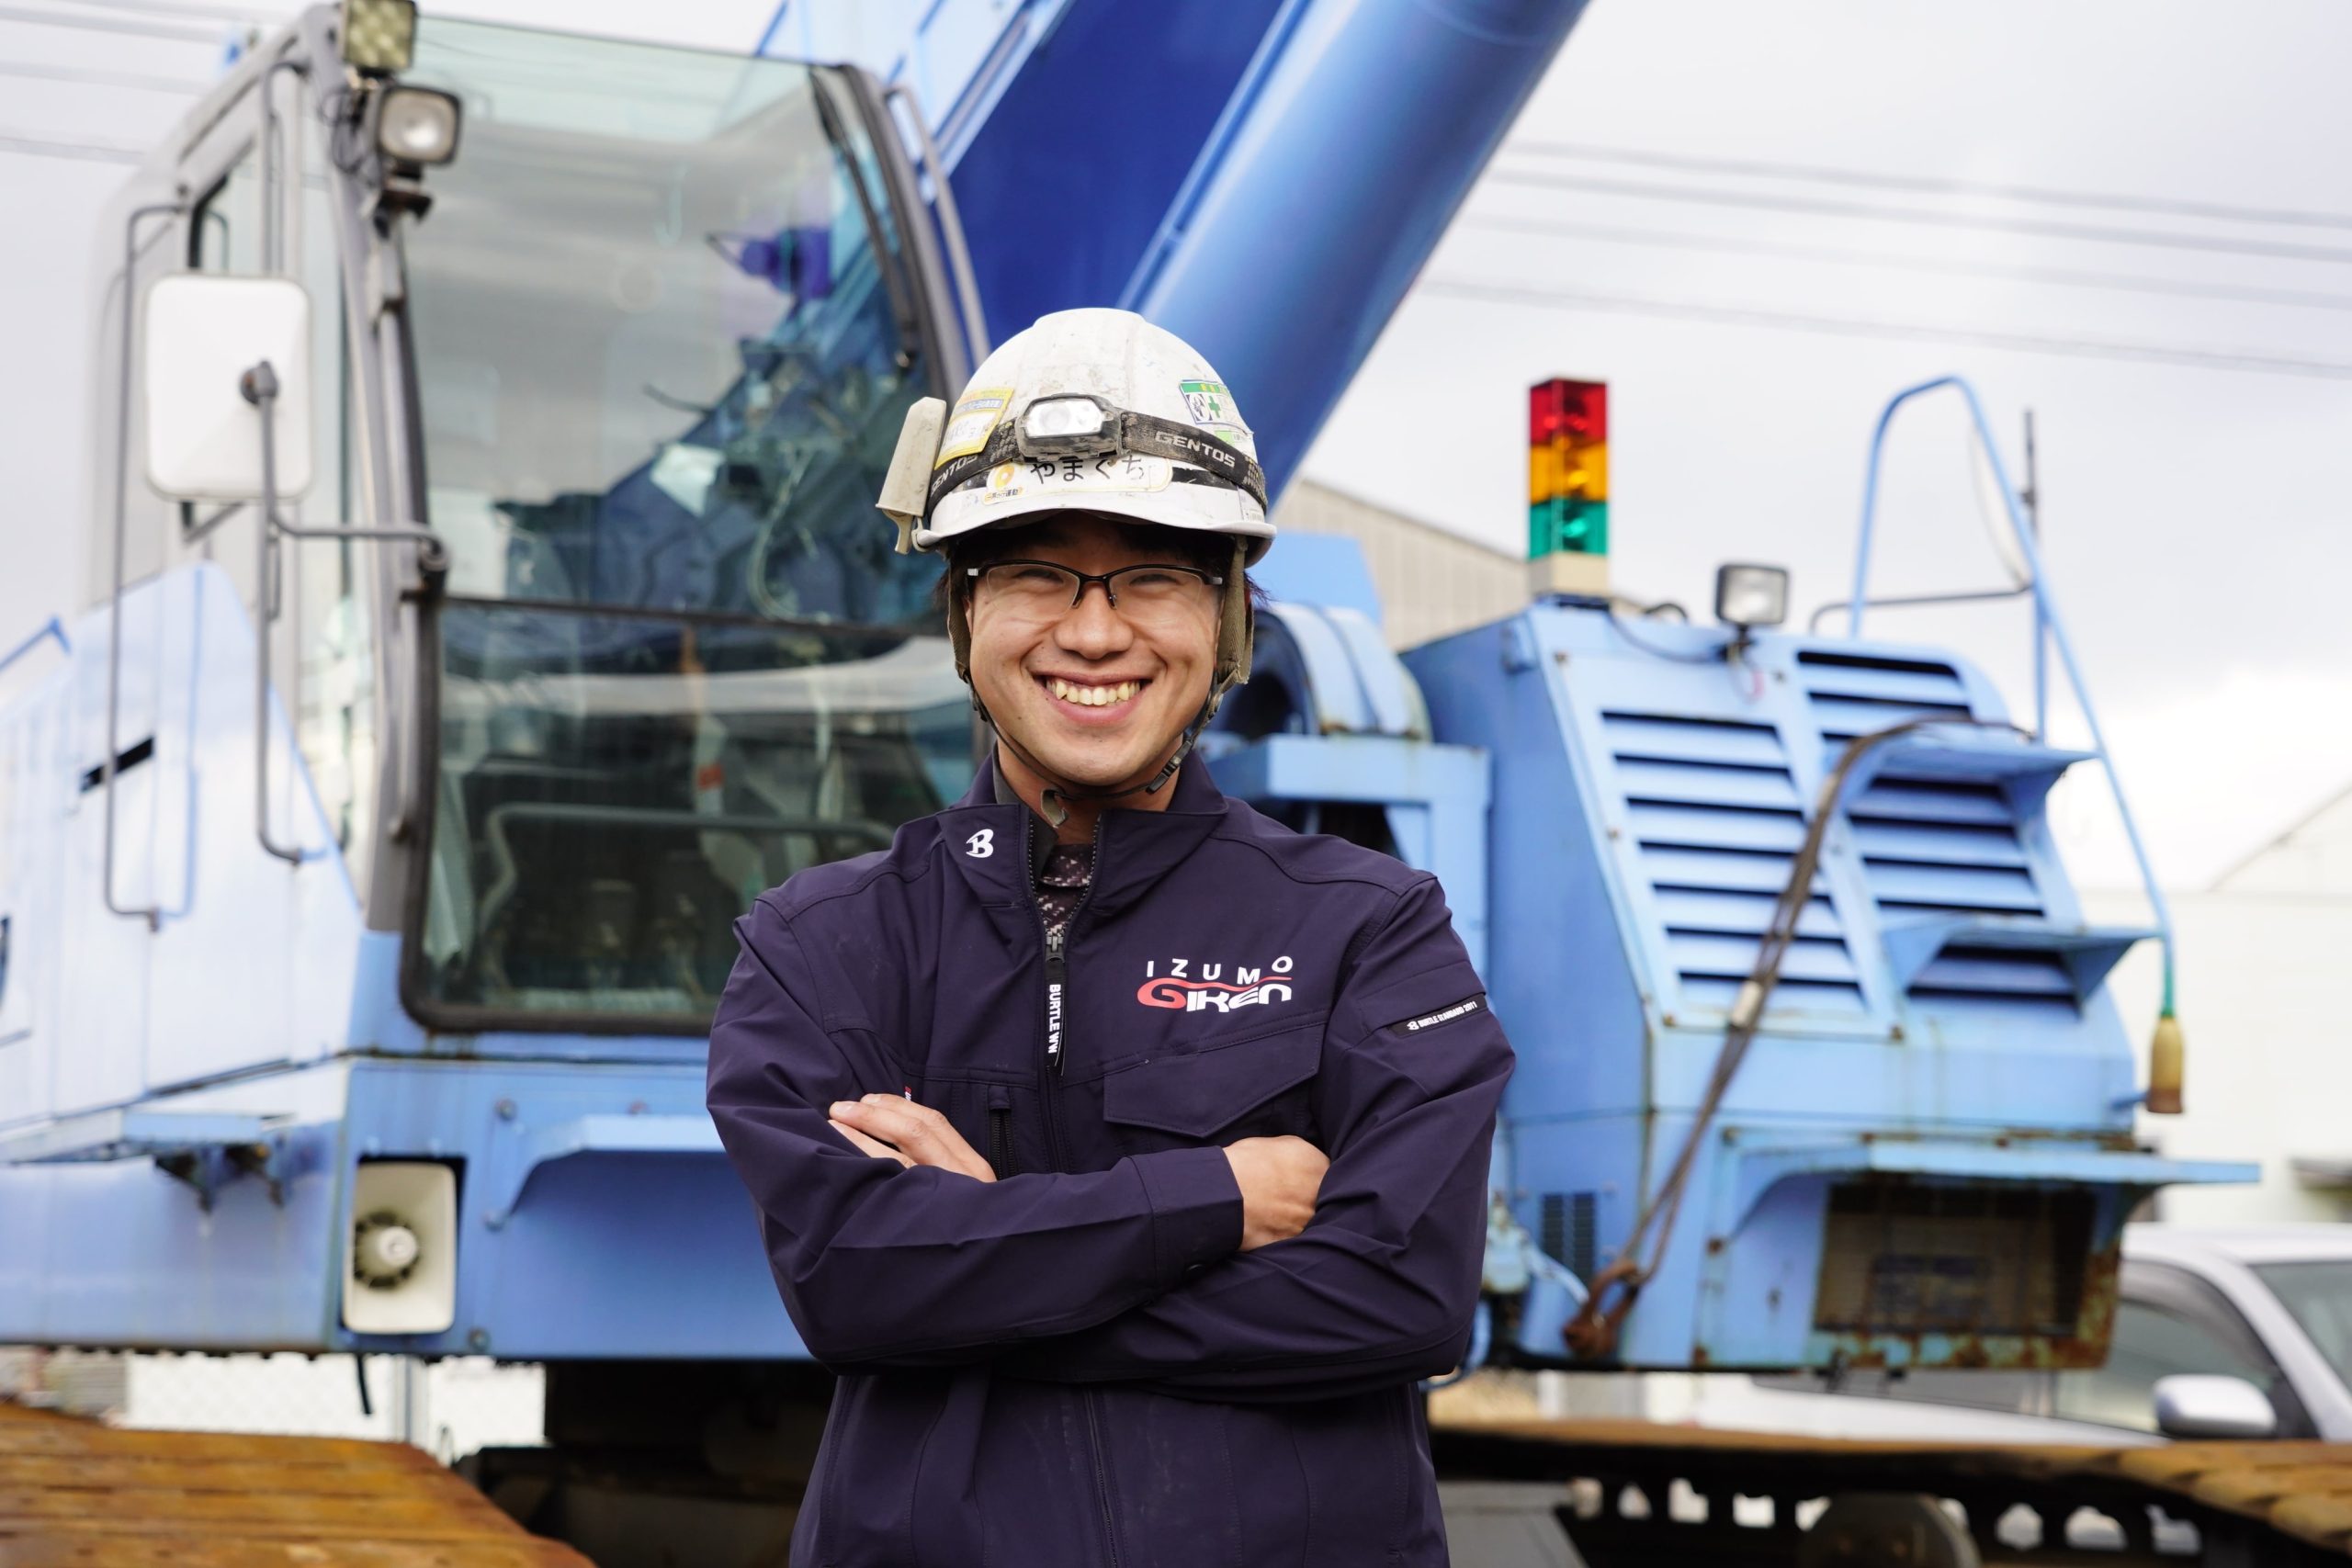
[1396,996,1484,1034]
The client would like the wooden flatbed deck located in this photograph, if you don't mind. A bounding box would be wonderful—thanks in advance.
[0,1401,590,1567]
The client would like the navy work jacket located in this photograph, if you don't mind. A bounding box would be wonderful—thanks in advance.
[707,755,1514,1567]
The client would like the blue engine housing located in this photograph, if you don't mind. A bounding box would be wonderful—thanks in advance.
[1402,601,2247,1369]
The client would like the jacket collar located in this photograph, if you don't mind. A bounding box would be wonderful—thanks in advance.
[942,749,1229,929]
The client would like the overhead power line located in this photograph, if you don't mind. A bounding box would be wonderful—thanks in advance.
[0,129,150,164]
[46,0,279,21]
[1509,141,2352,234]
[0,58,208,91]
[0,2,222,39]
[1461,213,2352,314]
[1481,168,2352,267]
[1420,276,2352,382]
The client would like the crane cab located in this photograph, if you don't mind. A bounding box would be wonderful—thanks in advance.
[0,5,982,1356]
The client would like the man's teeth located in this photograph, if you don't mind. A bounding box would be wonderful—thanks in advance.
[1047,678,1140,707]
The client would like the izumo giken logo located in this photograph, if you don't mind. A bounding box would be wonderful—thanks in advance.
[1136,954,1296,1014]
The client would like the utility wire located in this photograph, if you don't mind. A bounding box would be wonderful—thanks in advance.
[1421,276,2352,382]
[1510,141,2352,234]
[0,129,151,164]
[0,59,208,91]
[1481,168,2352,267]
[0,2,221,39]
[1461,213,2352,315]
[44,0,279,20]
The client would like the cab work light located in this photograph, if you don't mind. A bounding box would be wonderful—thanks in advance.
[374,85,461,166]
[1715,562,1789,630]
[340,0,417,75]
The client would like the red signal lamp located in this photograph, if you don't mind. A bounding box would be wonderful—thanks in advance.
[1529,377,1607,447]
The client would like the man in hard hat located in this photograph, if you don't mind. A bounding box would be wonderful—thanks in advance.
[707,309,1513,1565]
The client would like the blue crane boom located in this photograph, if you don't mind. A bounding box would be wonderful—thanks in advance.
[771,0,1591,484]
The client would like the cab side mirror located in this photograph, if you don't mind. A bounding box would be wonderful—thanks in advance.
[2153,1374,2278,1440]
[141,273,314,503]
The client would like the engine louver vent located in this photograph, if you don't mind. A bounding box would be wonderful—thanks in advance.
[1539,1192,1600,1283]
[1795,653,2075,1014]
[1601,709,1864,1019]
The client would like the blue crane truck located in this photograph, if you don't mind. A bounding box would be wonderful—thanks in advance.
[2,3,2343,1563]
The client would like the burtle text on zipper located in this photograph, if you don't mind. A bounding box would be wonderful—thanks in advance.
[1045,928,1067,1070]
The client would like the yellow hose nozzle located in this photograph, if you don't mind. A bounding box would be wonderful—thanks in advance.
[2145,1010,2185,1115]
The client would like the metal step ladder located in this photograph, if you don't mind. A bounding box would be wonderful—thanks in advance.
[1842,378,2179,1030]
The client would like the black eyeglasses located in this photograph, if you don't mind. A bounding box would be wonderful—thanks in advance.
[966,559,1224,621]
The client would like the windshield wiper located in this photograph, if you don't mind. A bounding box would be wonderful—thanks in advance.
[811,71,922,372]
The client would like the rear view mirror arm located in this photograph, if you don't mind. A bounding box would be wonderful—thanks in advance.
[102,201,186,931]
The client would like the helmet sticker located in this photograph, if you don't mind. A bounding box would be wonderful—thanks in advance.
[980,452,1175,504]
[936,387,1013,467]
[1178,379,1250,442]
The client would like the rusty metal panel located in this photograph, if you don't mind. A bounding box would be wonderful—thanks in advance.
[1815,1179,2095,1339]
[0,1403,591,1567]
[1805,1215,2127,1374]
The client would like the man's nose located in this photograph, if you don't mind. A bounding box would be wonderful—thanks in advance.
[1054,579,1136,660]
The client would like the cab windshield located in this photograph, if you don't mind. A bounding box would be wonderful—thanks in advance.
[401,20,969,1029]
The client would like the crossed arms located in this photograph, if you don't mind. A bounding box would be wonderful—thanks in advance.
[704,878,1512,1403]
[829,1093,1330,1255]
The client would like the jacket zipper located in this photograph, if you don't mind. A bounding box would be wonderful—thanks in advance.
[986,1085,1016,1179]
[1024,812,1119,1566]
[1045,925,1069,1076]
[1032,814,1104,1080]
[1082,1388,1125,1568]
[1027,811,1072,1171]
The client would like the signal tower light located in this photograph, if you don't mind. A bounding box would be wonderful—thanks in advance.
[1528,378,1609,597]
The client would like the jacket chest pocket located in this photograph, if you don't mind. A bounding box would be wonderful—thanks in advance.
[908,1074,1033,1179]
[1096,1024,1324,1152]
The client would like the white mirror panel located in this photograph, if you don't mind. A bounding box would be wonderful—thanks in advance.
[2152,1373,2278,1440]
[141,274,315,503]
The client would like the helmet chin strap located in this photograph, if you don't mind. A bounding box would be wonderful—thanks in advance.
[992,724,1193,829]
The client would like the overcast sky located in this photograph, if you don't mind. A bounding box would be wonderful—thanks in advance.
[6,0,2348,894]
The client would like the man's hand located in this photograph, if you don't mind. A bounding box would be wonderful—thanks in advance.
[829,1094,996,1182]
[1222,1135,1329,1250]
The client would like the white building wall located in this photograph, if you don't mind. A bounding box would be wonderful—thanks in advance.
[1275,480,1525,650]
[2086,785,2352,1225]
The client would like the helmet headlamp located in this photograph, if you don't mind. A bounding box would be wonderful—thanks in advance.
[926,397,1269,522]
[1016,394,1117,457]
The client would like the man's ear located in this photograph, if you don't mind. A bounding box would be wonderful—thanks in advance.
[944,571,976,684]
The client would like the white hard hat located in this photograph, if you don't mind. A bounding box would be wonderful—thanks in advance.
[876,308,1274,563]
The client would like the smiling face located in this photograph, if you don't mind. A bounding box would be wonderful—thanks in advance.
[957,515,1226,795]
